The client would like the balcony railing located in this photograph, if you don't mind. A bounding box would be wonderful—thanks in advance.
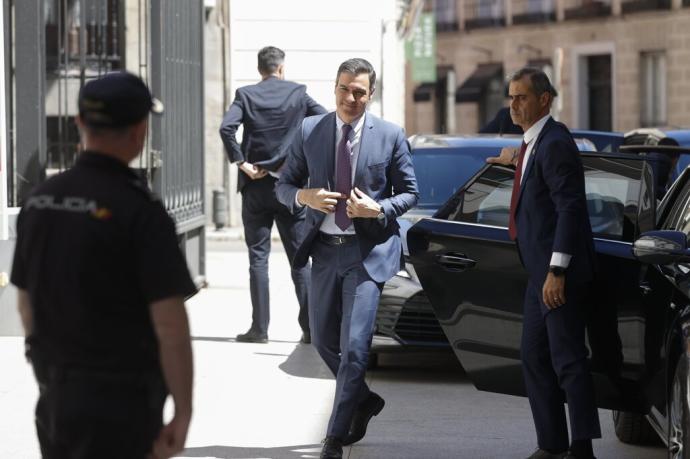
[464,0,506,30]
[620,0,670,13]
[563,0,612,19]
[512,0,557,24]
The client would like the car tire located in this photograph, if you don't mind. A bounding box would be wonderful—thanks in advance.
[669,356,690,458]
[612,410,659,445]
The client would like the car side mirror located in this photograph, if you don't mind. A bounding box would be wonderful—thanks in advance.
[633,230,690,264]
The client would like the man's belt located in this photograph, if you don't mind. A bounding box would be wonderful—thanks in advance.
[319,232,357,246]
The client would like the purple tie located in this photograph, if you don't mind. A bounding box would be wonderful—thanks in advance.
[335,124,353,231]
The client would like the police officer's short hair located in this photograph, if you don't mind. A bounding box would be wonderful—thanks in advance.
[509,67,558,99]
[257,46,285,75]
[335,58,377,94]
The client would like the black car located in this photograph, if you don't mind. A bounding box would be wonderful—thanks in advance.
[371,133,606,365]
[406,146,690,454]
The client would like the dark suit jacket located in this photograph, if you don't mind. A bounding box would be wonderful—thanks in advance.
[219,76,327,191]
[276,112,419,283]
[515,117,595,289]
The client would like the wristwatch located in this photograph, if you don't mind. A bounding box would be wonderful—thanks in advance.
[548,265,566,276]
[235,160,245,167]
[376,211,385,223]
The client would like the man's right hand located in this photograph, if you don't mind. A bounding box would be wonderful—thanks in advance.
[148,412,191,459]
[239,162,268,180]
[297,188,346,214]
[486,146,520,167]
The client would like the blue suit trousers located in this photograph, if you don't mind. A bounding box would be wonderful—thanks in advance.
[310,237,382,439]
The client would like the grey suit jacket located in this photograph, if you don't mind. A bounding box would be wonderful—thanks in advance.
[276,112,418,283]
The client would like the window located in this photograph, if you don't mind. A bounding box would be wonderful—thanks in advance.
[438,157,645,241]
[434,0,458,31]
[640,51,667,127]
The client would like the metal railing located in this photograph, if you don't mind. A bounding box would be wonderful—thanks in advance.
[512,0,556,24]
[620,0,671,13]
[464,0,506,30]
[563,0,612,19]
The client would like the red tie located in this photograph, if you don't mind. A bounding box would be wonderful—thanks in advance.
[508,141,528,241]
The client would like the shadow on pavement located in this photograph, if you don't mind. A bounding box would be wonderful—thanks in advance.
[278,343,333,380]
[367,351,468,385]
[179,443,325,458]
[191,336,300,344]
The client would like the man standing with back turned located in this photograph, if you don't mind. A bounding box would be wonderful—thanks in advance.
[277,58,418,459]
[487,68,600,458]
[11,72,196,458]
[220,46,326,344]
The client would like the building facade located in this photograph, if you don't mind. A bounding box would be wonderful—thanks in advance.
[407,0,690,134]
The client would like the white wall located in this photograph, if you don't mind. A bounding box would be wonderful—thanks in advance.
[228,0,405,125]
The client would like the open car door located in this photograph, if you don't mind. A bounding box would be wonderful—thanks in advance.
[408,153,657,413]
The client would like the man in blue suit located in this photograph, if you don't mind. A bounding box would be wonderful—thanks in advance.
[488,68,600,459]
[220,46,326,344]
[276,58,418,459]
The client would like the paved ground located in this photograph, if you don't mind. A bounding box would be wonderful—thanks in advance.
[0,236,668,458]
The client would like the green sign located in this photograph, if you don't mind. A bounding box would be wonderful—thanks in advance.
[406,12,436,83]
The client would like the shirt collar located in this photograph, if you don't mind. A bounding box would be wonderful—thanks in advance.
[523,114,551,146]
[336,112,365,136]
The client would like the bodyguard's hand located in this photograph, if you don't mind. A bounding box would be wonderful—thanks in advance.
[148,412,191,459]
[346,187,382,219]
[542,273,566,310]
[298,188,346,214]
[486,147,520,167]
[239,162,268,180]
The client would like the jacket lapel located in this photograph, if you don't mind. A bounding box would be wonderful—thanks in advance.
[516,117,554,209]
[354,113,375,186]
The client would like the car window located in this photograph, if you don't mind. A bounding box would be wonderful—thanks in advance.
[438,157,644,242]
[661,177,690,235]
[411,146,517,210]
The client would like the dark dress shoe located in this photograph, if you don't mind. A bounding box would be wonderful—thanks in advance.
[565,454,596,459]
[526,449,568,459]
[320,436,343,459]
[235,330,268,343]
[343,392,385,445]
[300,331,311,344]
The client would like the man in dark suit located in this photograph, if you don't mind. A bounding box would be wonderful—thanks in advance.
[276,58,418,459]
[487,68,600,459]
[219,46,326,343]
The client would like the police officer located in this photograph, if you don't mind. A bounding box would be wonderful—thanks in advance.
[11,72,196,459]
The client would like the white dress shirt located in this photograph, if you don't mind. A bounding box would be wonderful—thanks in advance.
[319,113,365,235]
[295,112,365,235]
[521,114,571,269]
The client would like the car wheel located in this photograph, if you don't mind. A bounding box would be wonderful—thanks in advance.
[612,410,658,445]
[669,356,690,458]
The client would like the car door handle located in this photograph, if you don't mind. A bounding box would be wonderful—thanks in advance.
[436,253,476,271]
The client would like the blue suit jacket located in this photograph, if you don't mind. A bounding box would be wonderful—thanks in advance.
[515,117,595,288]
[276,112,418,283]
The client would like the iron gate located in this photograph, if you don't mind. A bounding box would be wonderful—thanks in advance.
[11,0,206,284]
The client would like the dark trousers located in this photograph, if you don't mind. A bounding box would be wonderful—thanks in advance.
[32,363,167,459]
[241,176,310,334]
[521,281,602,451]
[310,238,382,439]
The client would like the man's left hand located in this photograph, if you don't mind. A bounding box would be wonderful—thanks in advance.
[542,272,565,310]
[346,187,382,219]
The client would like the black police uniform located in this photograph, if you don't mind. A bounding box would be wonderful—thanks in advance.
[11,151,197,459]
